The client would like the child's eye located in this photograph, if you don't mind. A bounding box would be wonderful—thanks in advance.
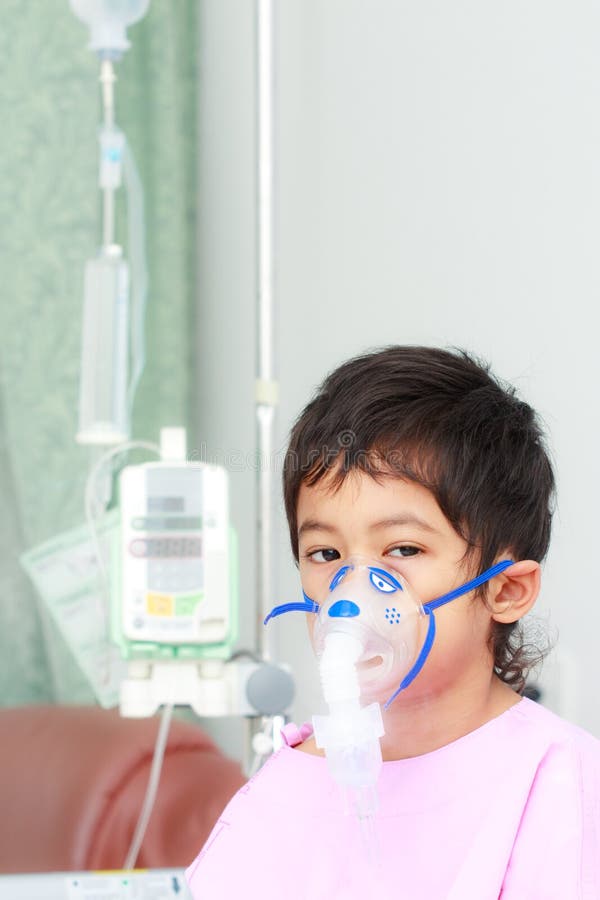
[387,545,421,558]
[306,548,340,563]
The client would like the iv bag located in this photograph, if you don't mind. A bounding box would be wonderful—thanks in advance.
[69,0,151,56]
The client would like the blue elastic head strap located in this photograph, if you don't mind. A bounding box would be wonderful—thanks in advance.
[263,591,320,625]
[383,559,514,707]
[423,559,514,613]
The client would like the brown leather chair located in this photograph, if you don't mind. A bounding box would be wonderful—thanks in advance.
[0,706,246,873]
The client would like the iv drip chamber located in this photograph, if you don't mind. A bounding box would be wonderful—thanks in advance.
[76,248,130,445]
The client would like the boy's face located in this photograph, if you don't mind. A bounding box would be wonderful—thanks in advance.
[296,469,498,700]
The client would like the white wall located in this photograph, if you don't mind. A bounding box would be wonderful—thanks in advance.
[196,0,600,758]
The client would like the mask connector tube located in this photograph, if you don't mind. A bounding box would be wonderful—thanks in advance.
[312,631,385,860]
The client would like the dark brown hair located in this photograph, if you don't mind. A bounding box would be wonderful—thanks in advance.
[282,346,555,692]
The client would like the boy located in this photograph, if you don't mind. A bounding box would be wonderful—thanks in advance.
[187,346,600,899]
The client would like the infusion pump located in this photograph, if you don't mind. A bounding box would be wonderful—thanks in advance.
[114,444,292,721]
[115,461,237,659]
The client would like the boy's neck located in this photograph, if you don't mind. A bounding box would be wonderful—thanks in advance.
[297,676,521,761]
[378,676,520,760]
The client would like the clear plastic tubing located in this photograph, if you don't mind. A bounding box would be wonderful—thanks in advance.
[316,631,383,866]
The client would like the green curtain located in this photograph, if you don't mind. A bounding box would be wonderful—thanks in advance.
[0,0,198,703]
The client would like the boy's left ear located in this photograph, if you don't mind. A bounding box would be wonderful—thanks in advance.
[489,560,541,623]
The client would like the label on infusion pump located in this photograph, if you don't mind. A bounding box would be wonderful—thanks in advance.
[120,463,229,645]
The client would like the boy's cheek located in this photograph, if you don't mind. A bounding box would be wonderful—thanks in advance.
[305,613,317,646]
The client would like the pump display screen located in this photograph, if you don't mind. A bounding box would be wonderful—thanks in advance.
[147,496,185,513]
[130,537,202,558]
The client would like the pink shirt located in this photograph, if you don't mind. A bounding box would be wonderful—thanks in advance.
[186,699,600,899]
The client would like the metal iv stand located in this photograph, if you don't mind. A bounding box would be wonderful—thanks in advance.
[245,0,291,774]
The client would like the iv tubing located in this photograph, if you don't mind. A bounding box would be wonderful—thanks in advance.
[100,58,116,248]
[122,138,149,416]
[255,0,276,664]
[123,702,173,869]
[84,439,160,640]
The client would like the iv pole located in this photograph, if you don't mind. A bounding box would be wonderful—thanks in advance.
[247,0,284,770]
[256,0,277,665]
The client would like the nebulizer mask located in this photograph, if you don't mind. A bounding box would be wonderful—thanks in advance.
[265,556,513,853]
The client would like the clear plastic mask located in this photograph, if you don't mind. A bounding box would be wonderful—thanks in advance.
[310,556,429,705]
[265,555,513,708]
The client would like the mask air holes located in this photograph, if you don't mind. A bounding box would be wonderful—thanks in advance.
[385,607,401,624]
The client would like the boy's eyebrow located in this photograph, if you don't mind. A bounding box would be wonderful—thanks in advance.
[297,519,338,539]
[298,514,439,539]
[370,514,439,534]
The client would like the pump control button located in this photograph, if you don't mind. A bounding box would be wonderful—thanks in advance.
[146,593,174,616]
[175,592,204,616]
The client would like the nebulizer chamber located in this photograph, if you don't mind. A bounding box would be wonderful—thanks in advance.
[313,629,385,820]
[311,558,426,844]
